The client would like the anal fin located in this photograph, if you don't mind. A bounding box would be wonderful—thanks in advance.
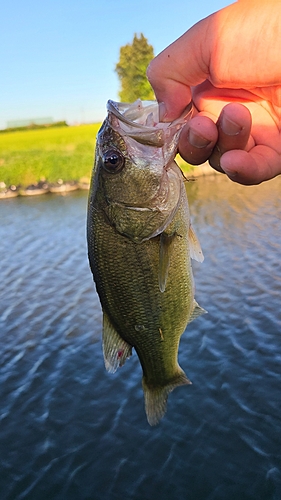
[102,311,132,373]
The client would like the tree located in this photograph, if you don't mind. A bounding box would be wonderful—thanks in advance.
[115,33,155,102]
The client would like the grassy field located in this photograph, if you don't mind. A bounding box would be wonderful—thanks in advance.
[0,124,100,187]
[0,123,192,188]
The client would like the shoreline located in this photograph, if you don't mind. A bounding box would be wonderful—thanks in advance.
[0,163,219,200]
[0,179,90,200]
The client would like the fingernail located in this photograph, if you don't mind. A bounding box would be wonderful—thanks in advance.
[159,102,168,122]
[188,129,212,149]
[220,112,243,136]
[221,167,238,179]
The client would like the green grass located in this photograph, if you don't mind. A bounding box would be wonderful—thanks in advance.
[0,123,101,187]
[0,123,193,188]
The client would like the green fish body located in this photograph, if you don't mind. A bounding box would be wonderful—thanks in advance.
[87,100,205,425]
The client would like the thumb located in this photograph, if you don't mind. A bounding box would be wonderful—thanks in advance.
[147,16,211,120]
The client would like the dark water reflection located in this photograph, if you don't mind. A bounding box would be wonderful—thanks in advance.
[0,176,281,500]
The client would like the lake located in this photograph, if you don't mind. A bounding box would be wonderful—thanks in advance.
[0,174,281,500]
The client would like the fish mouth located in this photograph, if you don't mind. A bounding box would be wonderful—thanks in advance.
[107,99,192,149]
[107,99,193,128]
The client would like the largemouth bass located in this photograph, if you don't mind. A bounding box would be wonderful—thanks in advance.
[87,99,205,425]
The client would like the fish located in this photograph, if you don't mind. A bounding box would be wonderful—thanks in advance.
[87,99,206,426]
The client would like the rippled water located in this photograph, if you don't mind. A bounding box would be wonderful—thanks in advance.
[0,176,281,500]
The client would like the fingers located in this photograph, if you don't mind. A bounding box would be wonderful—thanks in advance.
[178,115,218,165]
[208,103,252,172]
[221,147,281,185]
[178,103,252,168]
[155,80,192,122]
[147,52,191,121]
[147,18,210,121]
[179,102,281,184]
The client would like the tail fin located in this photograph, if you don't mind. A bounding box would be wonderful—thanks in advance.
[142,370,191,426]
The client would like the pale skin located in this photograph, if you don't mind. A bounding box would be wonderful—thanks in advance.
[147,0,281,185]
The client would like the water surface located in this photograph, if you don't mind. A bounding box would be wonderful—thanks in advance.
[0,176,281,500]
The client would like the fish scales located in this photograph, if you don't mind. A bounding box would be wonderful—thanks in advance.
[89,191,193,373]
[87,99,205,425]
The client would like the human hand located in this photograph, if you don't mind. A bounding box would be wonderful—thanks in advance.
[147,0,281,185]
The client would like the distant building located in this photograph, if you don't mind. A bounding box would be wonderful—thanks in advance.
[7,117,53,128]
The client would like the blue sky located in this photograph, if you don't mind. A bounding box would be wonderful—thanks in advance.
[0,0,231,129]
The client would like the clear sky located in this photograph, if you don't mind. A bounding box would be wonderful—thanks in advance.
[1,0,231,129]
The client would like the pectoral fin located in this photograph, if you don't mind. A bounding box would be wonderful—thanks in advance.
[102,311,132,373]
[159,232,176,293]
[189,224,204,262]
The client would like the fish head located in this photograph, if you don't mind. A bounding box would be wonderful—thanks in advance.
[91,99,192,242]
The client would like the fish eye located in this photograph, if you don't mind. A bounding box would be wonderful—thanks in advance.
[102,149,124,173]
